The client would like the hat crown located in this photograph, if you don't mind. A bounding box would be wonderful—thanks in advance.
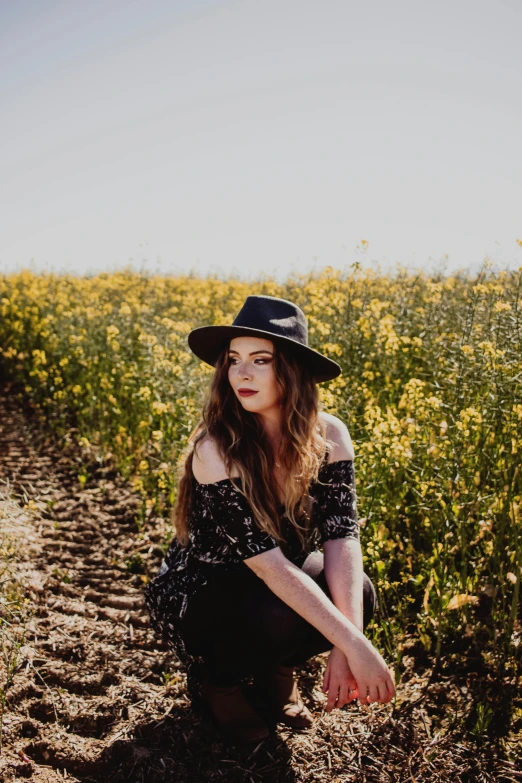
[186,294,341,383]
[232,296,308,346]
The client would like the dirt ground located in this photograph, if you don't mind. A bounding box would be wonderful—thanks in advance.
[0,388,520,783]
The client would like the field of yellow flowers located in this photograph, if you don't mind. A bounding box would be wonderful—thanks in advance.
[1,261,521,678]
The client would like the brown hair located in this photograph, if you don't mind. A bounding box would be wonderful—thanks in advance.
[171,338,336,550]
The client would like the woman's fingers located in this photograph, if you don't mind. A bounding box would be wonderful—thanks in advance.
[337,682,350,709]
[340,666,396,706]
[322,666,330,692]
[325,677,396,712]
[363,679,395,705]
[385,677,396,701]
[326,686,338,712]
[356,680,369,705]
[376,677,394,703]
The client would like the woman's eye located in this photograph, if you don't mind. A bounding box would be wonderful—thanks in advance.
[228,358,267,365]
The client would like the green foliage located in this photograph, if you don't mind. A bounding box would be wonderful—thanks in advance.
[1,259,521,672]
[125,552,144,574]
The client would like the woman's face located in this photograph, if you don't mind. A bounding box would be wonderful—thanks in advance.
[227,336,282,413]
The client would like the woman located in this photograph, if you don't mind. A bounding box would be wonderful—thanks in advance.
[144,294,395,743]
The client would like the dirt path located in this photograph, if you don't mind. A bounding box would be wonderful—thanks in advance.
[0,389,519,782]
[0,391,187,781]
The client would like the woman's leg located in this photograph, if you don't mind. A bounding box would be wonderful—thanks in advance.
[179,552,378,685]
[181,566,309,685]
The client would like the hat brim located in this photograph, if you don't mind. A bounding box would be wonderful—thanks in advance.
[187,325,341,383]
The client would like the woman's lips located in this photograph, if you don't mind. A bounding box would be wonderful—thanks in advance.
[238,390,258,396]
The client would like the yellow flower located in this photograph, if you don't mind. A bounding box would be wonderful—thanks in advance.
[152,430,164,442]
[152,401,169,415]
[177,350,193,365]
[493,301,512,313]
[132,477,144,493]
[321,342,344,358]
[459,407,483,427]
[32,349,47,366]
[106,324,120,339]
[138,332,158,346]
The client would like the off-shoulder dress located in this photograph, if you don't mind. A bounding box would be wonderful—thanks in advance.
[143,458,359,709]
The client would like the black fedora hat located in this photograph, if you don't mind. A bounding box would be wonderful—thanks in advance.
[187,295,341,383]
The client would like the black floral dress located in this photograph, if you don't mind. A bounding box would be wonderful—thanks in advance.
[143,458,359,710]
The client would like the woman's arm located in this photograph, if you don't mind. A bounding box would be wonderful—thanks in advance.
[321,414,364,632]
[246,548,364,653]
[247,549,394,702]
[323,537,364,633]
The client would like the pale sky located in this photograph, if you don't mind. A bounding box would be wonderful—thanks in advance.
[1,0,521,283]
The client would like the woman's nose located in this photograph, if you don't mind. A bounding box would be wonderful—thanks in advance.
[236,361,252,378]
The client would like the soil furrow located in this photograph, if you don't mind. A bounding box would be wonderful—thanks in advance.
[0,392,185,782]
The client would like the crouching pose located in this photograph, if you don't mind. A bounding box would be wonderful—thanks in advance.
[144,294,395,743]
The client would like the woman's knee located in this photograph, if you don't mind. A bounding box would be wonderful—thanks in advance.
[251,589,309,651]
[184,566,307,648]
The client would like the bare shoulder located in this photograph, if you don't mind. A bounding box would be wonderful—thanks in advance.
[320,412,356,462]
[192,436,240,484]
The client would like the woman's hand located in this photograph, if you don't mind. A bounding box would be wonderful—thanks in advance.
[321,646,360,712]
[343,635,396,705]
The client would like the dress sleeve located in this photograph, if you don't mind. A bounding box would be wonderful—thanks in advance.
[313,459,360,545]
[194,479,280,562]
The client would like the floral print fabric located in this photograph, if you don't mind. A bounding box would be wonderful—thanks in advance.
[143,458,359,708]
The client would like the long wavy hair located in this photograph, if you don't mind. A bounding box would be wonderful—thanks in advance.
[171,338,336,551]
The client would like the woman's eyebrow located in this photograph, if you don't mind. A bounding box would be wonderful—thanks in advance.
[228,349,274,356]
